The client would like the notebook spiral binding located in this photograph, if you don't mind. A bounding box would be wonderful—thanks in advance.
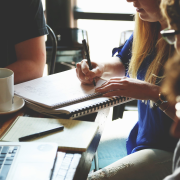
[52,92,102,109]
[70,96,131,118]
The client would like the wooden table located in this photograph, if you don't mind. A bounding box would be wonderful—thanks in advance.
[0,106,110,180]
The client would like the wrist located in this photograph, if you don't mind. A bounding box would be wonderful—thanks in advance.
[153,92,168,108]
[147,84,160,102]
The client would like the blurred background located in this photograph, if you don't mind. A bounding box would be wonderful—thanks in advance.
[43,0,135,73]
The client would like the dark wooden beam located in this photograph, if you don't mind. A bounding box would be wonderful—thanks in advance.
[74,7,134,21]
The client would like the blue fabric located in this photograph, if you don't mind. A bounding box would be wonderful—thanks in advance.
[113,33,178,155]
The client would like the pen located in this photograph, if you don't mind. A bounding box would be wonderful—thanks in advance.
[82,39,96,86]
[19,125,64,142]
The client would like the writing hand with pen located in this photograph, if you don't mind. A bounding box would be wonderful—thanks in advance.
[76,59,104,85]
[76,39,104,86]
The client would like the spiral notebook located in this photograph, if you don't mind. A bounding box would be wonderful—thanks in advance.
[14,69,133,119]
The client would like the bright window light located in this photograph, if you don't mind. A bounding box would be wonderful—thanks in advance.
[77,0,135,62]
[42,0,45,11]
[77,20,135,62]
[77,0,135,14]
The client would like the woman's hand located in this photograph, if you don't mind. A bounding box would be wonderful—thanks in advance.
[95,77,160,101]
[76,59,104,85]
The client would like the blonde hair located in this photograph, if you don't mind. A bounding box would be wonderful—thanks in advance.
[128,13,174,85]
[161,0,180,30]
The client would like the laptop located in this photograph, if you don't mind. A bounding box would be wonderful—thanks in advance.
[0,142,81,180]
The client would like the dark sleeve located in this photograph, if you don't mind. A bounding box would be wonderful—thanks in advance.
[112,34,133,73]
[10,0,48,44]
[163,141,180,180]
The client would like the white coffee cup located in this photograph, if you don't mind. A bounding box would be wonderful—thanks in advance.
[0,68,14,112]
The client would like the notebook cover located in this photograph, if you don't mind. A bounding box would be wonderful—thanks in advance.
[0,116,98,152]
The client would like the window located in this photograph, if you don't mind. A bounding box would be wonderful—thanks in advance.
[42,0,45,11]
[77,0,135,14]
[76,0,135,62]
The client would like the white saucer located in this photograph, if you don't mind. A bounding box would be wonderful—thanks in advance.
[0,95,25,115]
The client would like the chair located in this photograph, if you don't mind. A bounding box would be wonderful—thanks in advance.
[45,27,88,73]
[119,30,133,46]
[46,24,57,75]
[54,28,88,73]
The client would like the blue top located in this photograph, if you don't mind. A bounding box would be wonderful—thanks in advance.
[112,34,178,154]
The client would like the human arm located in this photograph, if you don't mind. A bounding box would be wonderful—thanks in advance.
[95,76,176,120]
[3,0,48,84]
[76,57,125,85]
[6,36,46,84]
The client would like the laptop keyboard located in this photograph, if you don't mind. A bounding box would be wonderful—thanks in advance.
[0,146,18,180]
[0,146,81,180]
[52,152,81,180]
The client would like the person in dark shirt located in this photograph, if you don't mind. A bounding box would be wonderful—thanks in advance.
[0,0,48,84]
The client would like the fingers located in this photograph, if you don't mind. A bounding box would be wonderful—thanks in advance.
[81,59,90,75]
[76,60,96,85]
[101,77,127,86]
[96,77,127,90]
[76,59,104,85]
[95,78,153,100]
[110,76,127,80]
[102,89,125,97]
[95,77,129,97]
[81,61,102,80]
[97,86,130,97]
[96,82,125,93]
[76,62,91,84]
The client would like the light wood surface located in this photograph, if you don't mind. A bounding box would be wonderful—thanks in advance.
[0,106,110,180]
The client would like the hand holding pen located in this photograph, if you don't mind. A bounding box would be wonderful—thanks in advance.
[82,39,96,86]
[76,40,104,85]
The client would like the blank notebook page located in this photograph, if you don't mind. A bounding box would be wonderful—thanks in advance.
[14,69,106,108]
[1,116,98,152]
